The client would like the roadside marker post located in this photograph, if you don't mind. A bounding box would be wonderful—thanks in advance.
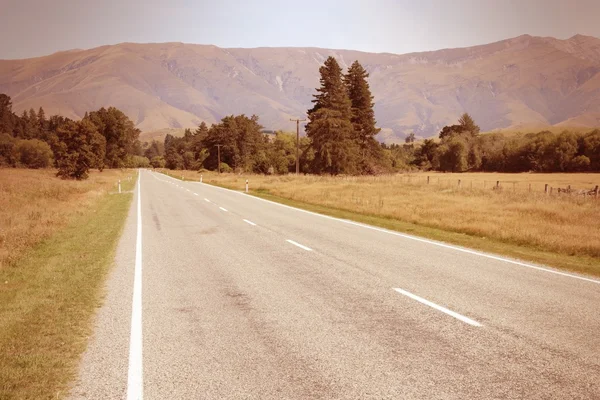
[245,179,249,193]
[118,180,122,194]
[200,175,203,183]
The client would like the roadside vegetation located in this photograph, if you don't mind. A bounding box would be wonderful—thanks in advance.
[0,94,146,179]
[167,169,600,277]
[0,169,135,399]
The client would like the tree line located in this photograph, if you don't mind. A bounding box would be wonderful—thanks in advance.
[3,54,599,177]
[397,114,600,173]
[0,94,143,179]
[156,57,385,175]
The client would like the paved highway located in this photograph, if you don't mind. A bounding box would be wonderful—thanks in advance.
[70,169,600,399]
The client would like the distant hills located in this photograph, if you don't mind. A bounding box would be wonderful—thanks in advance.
[1,34,599,143]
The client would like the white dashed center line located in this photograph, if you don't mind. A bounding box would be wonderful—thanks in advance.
[219,207,228,212]
[393,288,482,327]
[286,239,312,251]
[243,219,257,226]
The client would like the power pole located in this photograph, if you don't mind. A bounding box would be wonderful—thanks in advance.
[216,144,222,173]
[290,118,306,174]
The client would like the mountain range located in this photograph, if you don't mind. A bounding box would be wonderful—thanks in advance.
[1,34,599,143]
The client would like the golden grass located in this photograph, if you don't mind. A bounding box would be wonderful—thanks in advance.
[0,168,135,399]
[166,170,600,275]
[0,169,133,270]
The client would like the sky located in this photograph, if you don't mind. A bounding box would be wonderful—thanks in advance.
[1,0,599,59]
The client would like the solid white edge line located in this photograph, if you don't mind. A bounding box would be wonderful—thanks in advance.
[394,288,482,327]
[219,207,228,212]
[127,170,143,400]
[204,198,210,203]
[243,219,257,226]
[286,239,313,251]
[164,174,600,286]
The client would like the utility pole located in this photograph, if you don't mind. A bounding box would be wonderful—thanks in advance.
[216,144,222,173]
[290,118,306,174]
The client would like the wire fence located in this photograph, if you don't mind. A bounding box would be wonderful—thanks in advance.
[391,175,600,199]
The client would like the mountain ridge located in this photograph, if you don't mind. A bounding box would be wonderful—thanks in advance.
[1,34,599,143]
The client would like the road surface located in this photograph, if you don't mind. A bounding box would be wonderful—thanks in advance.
[69,169,600,399]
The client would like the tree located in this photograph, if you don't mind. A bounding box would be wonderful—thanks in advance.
[86,107,140,168]
[54,120,105,180]
[405,133,416,144]
[413,139,439,170]
[344,60,382,172]
[0,94,14,135]
[438,136,468,172]
[306,57,358,174]
[458,113,480,135]
[201,115,266,172]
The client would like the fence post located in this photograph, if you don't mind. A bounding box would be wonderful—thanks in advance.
[118,180,121,194]
[496,181,500,189]
[545,184,548,194]
[427,176,430,184]
[458,179,461,188]
[245,179,249,193]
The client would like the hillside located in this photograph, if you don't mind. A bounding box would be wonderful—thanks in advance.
[1,34,599,143]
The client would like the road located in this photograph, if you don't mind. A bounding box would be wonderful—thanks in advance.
[69,169,600,399]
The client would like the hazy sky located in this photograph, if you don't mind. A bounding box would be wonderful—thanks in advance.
[1,0,599,59]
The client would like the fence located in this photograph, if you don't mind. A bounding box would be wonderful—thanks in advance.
[390,175,600,199]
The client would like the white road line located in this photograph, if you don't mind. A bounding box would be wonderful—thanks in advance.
[286,239,312,251]
[194,193,199,196]
[127,170,143,400]
[243,219,257,226]
[219,207,228,212]
[204,198,211,203]
[394,288,482,327]
[179,176,600,286]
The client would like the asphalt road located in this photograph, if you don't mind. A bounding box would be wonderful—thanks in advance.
[69,169,600,399]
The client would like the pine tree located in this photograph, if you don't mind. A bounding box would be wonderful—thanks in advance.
[306,57,358,174]
[458,113,480,135]
[344,61,382,172]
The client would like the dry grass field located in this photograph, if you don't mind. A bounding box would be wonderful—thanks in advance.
[0,169,132,270]
[0,169,135,399]
[167,170,600,275]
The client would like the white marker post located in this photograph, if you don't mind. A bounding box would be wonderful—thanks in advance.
[200,175,203,183]
[245,179,249,193]
[118,180,122,194]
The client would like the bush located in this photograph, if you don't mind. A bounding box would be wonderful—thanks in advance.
[569,155,591,172]
[150,156,166,168]
[125,155,151,168]
[218,162,232,173]
[13,139,53,168]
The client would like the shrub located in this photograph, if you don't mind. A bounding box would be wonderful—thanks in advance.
[13,139,53,168]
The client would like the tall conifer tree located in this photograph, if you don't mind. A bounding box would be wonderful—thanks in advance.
[344,61,382,172]
[306,57,358,174]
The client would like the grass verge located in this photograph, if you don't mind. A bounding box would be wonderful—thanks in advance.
[0,170,135,399]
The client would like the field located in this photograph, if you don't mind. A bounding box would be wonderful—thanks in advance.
[0,169,135,399]
[166,170,600,276]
